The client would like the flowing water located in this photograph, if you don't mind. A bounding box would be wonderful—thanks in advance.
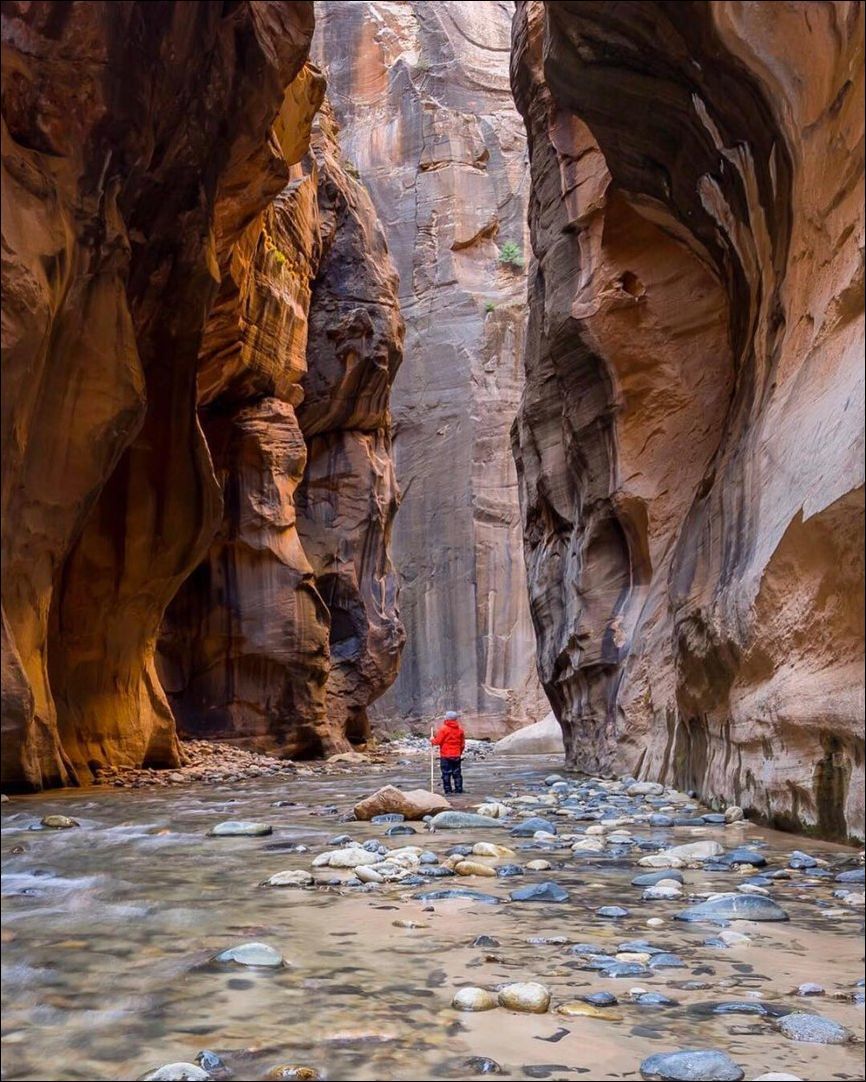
[1,756,863,1081]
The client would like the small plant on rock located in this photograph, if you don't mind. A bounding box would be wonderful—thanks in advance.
[498,241,524,268]
[484,301,496,313]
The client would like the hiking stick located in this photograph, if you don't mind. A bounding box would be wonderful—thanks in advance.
[430,725,435,792]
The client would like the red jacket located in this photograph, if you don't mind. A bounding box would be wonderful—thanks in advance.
[431,718,465,758]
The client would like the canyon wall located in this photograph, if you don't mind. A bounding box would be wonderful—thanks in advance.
[512,0,865,839]
[314,0,549,736]
[160,101,405,758]
[2,0,404,786]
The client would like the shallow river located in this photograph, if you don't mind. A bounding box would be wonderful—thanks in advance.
[2,756,864,1081]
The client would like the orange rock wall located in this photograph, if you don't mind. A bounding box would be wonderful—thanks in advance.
[511,1,865,839]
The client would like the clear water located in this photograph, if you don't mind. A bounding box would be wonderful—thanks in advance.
[1,756,863,1081]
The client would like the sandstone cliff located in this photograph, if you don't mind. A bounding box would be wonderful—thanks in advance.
[1,0,317,788]
[160,101,405,758]
[314,0,549,736]
[512,1,865,839]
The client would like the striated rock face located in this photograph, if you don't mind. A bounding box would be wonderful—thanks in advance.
[1,0,316,788]
[512,1,865,839]
[314,0,549,736]
[160,99,404,758]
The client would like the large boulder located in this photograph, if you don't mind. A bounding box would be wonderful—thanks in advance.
[494,713,564,756]
[353,785,451,821]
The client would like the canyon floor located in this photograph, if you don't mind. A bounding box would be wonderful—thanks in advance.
[1,751,863,1082]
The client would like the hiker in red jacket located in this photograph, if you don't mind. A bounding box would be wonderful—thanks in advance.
[431,711,466,794]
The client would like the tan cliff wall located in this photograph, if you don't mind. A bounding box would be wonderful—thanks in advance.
[511,0,865,839]
[313,0,549,736]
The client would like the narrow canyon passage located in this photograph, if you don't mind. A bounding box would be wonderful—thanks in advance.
[1,2,864,1081]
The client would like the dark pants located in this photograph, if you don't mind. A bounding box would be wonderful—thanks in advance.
[440,756,463,794]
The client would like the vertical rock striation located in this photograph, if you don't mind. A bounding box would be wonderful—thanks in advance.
[1,1,316,786]
[314,0,548,736]
[160,97,405,758]
[512,1,865,838]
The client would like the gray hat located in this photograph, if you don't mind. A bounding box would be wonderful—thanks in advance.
[444,710,459,720]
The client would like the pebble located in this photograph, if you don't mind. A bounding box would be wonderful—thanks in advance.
[526,859,552,871]
[475,803,510,819]
[657,841,724,862]
[472,935,500,948]
[413,888,500,904]
[723,806,744,823]
[430,811,503,830]
[195,1052,225,1074]
[208,820,272,837]
[263,870,313,888]
[215,942,284,968]
[509,881,569,903]
[776,1012,854,1044]
[596,905,629,918]
[675,893,789,922]
[265,1069,320,1081]
[752,1076,802,1081]
[717,848,767,867]
[142,1065,211,1081]
[452,987,498,1011]
[40,815,79,830]
[371,813,404,823]
[556,1001,622,1020]
[632,870,685,887]
[496,864,525,877]
[314,847,380,869]
[386,824,417,835]
[354,866,384,883]
[497,981,551,1013]
[633,991,678,1006]
[473,842,515,858]
[510,817,557,837]
[639,1049,744,1081]
[643,882,683,900]
[796,982,825,996]
[582,991,618,1006]
[463,1057,502,1074]
[455,860,497,877]
[835,867,865,883]
[788,850,817,869]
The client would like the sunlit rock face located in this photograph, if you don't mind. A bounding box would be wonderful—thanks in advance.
[313,0,549,737]
[512,0,864,839]
[159,97,405,760]
[1,0,317,788]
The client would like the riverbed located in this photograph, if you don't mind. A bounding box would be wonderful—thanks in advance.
[1,755,863,1081]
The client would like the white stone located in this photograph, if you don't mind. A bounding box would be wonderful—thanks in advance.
[452,987,497,1011]
[264,869,313,888]
[326,848,381,869]
[497,982,551,1013]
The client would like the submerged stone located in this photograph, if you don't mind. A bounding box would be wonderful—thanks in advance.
[509,881,568,903]
[639,1049,744,1081]
[675,893,788,923]
[776,1012,854,1044]
[430,811,502,830]
[510,817,557,837]
[413,888,500,904]
[142,1065,211,1081]
[208,821,272,837]
[215,942,284,968]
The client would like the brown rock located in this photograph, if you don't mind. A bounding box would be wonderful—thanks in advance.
[1,0,316,788]
[511,1,864,839]
[160,99,405,758]
[353,785,451,821]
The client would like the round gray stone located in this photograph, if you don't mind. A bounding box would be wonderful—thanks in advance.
[639,1049,744,1081]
